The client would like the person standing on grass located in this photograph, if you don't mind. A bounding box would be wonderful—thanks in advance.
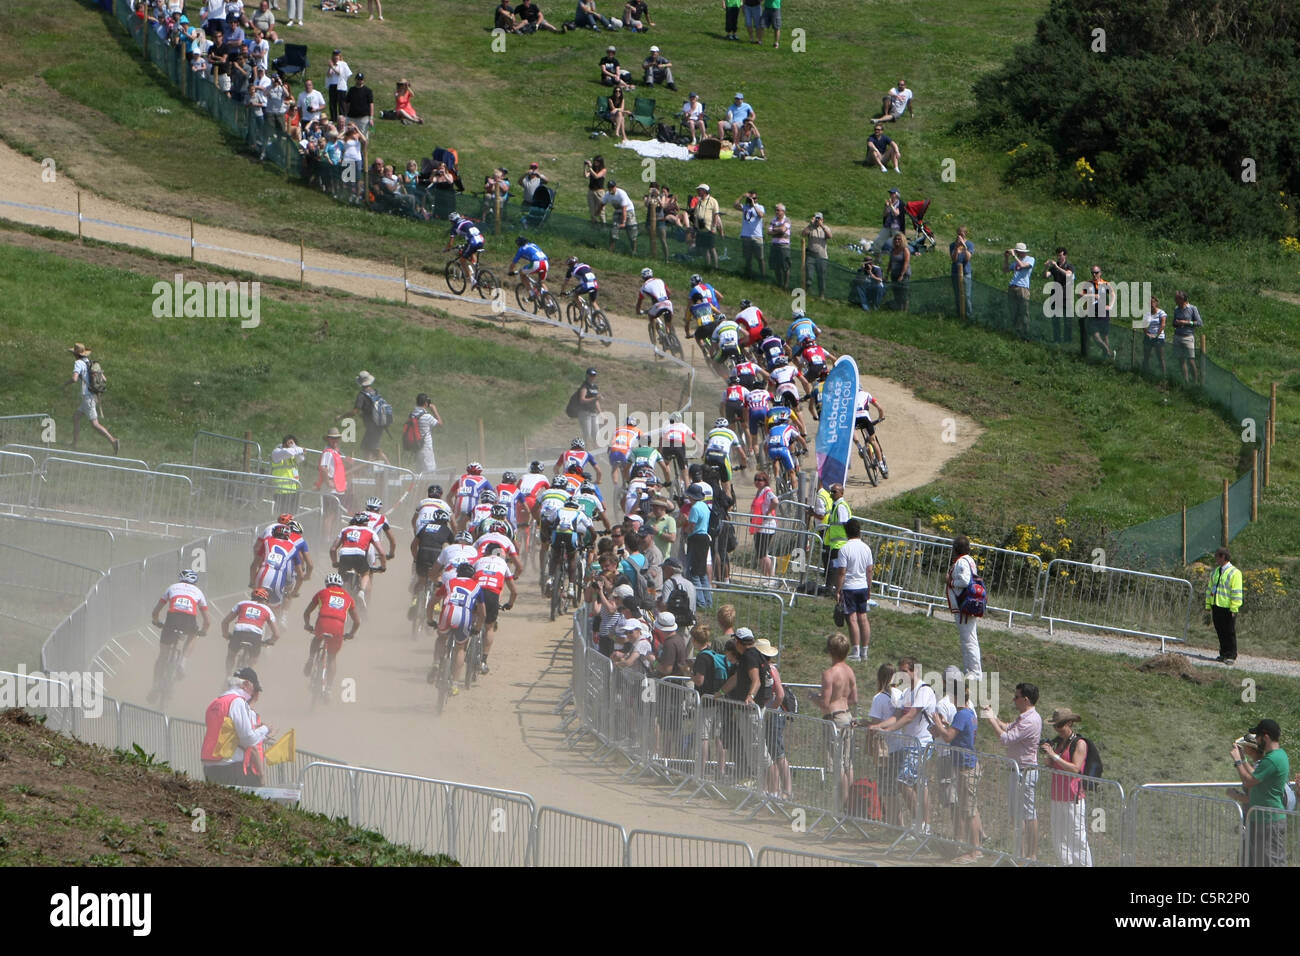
[833,518,874,662]
[66,343,119,455]
[409,392,441,477]
[1042,246,1075,348]
[325,49,352,125]
[1141,295,1167,377]
[768,202,792,289]
[802,212,832,299]
[1079,264,1115,361]
[1206,547,1243,665]
[949,225,974,320]
[1172,289,1204,385]
[1041,707,1093,867]
[759,0,780,47]
[723,0,741,40]
[929,672,984,863]
[1003,242,1035,340]
[945,533,982,677]
[1233,719,1290,867]
[344,73,375,136]
[982,680,1041,861]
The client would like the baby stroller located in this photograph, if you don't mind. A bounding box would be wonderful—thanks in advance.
[903,199,936,254]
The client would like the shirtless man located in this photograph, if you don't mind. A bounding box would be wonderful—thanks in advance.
[810,632,858,804]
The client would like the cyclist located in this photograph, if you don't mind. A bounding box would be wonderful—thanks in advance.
[659,412,696,489]
[436,530,481,592]
[689,291,722,359]
[450,462,492,531]
[799,339,833,382]
[624,464,660,520]
[554,438,603,484]
[854,388,890,478]
[766,415,809,489]
[785,310,821,350]
[331,513,387,605]
[427,561,485,694]
[443,211,487,290]
[629,435,669,484]
[688,273,724,333]
[519,461,551,510]
[558,461,587,495]
[734,298,765,349]
[301,571,361,695]
[363,496,398,571]
[221,588,281,676]
[608,416,642,487]
[469,488,498,530]
[534,476,571,548]
[636,267,676,341]
[495,471,522,529]
[559,256,600,306]
[148,569,211,703]
[710,312,744,368]
[548,494,594,601]
[757,325,790,372]
[721,373,748,436]
[410,507,454,612]
[475,515,524,571]
[769,356,812,434]
[507,235,549,301]
[473,542,518,674]
[412,483,453,535]
[703,416,748,499]
[285,518,313,585]
[252,523,303,607]
[577,480,612,531]
[742,378,774,455]
[734,357,769,390]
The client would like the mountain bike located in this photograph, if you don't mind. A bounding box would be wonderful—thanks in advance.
[512,274,560,322]
[228,632,272,675]
[444,258,499,300]
[561,289,613,345]
[152,623,194,713]
[338,564,383,616]
[411,574,437,640]
[304,624,353,709]
[431,623,468,715]
[854,416,885,487]
[641,307,684,360]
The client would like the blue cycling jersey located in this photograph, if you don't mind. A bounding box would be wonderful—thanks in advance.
[767,422,798,451]
[786,318,819,343]
[692,282,721,310]
[453,220,484,244]
[511,243,547,266]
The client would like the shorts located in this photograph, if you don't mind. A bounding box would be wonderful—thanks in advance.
[725,399,746,422]
[649,300,673,320]
[754,531,774,561]
[841,586,871,615]
[746,324,764,346]
[897,745,923,787]
[743,4,761,27]
[482,589,501,625]
[313,623,346,656]
[695,230,716,251]
[414,553,440,578]
[1017,767,1039,821]
[1089,316,1111,336]
[661,445,687,470]
[438,603,474,639]
[459,240,483,259]
[854,415,876,437]
[77,394,99,422]
[575,280,599,298]
[337,553,370,576]
[957,765,982,819]
[360,427,383,453]
[521,259,548,281]
[612,219,638,241]
[777,388,799,408]
[161,613,199,642]
[704,451,732,482]
[717,345,743,365]
[701,703,724,741]
[761,7,780,28]
[608,448,629,466]
[695,321,718,344]
[824,710,853,730]
[747,407,768,434]
[767,447,795,474]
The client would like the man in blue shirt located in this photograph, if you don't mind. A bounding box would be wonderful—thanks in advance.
[1003,241,1035,340]
[683,482,713,608]
[733,191,766,279]
[716,93,755,148]
[931,666,983,863]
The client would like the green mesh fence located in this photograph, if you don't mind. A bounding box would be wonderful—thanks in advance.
[1112,511,1184,572]
[1228,469,1254,540]
[1184,496,1224,565]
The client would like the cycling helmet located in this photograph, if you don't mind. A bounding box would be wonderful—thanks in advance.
[433,508,451,523]
[350,513,370,525]
[566,462,584,474]
[773,355,789,367]
[488,520,512,537]
[551,476,568,488]
[502,471,517,485]
[570,438,586,450]
[277,512,294,525]
[688,463,704,481]
[365,496,383,511]
[271,523,291,539]
[516,235,529,247]
[449,212,463,224]
[325,572,344,587]
[714,417,729,429]
[640,267,654,279]
[669,412,681,424]
[626,416,638,426]
[727,373,740,384]
[467,462,483,475]
[427,483,444,498]
[288,520,304,536]
[179,569,199,584]
[490,504,508,519]
[455,531,474,544]
[457,562,476,578]
[644,475,660,486]
[567,494,582,507]
[690,273,702,286]
[529,460,543,474]
[478,489,497,504]
[252,587,270,602]
[580,482,596,495]
[566,255,578,266]
[760,326,773,338]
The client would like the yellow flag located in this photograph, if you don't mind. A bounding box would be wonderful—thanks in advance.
[264,728,297,766]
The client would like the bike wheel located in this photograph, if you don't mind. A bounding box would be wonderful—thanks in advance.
[514,283,532,313]
[445,260,467,295]
[647,318,659,351]
[157,646,180,713]
[590,309,613,346]
[859,440,880,487]
[538,291,561,322]
[464,629,481,689]
[436,643,454,714]
[666,329,684,360]
[565,299,584,327]
[475,267,500,300]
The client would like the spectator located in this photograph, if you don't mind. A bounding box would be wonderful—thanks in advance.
[612,618,654,671]
[285,0,304,28]
[1042,246,1076,347]
[264,73,288,133]
[768,202,792,288]
[637,525,664,598]
[755,638,791,799]
[833,518,874,661]
[1078,264,1115,360]
[723,0,741,40]
[872,79,914,124]
[584,155,608,224]
[340,124,365,193]
[201,0,227,36]
[717,92,754,147]
[692,183,723,270]
[269,435,305,515]
[200,670,272,786]
[325,49,352,124]
[482,166,510,220]
[344,72,375,135]
[252,0,279,41]
[865,661,901,823]
[748,471,778,582]
[339,370,390,465]
[741,0,761,41]
[680,92,706,144]
[1003,242,1035,340]
[1141,295,1168,377]
[734,190,766,279]
[496,0,524,32]
[929,668,983,863]
[983,681,1041,860]
[866,122,901,174]
[850,255,885,312]
[384,78,423,125]
[574,367,601,449]
[684,482,713,607]
[642,45,676,91]
[734,116,765,159]
[944,533,982,678]
[408,392,441,476]
[691,624,729,778]
[607,85,630,141]
[574,0,614,30]
[869,656,936,831]
[802,212,831,299]
[602,179,638,253]
[65,343,118,454]
[1206,547,1243,665]
[653,612,688,677]
[315,426,349,534]
[367,0,383,22]
[623,0,652,31]
[950,225,974,320]
[1040,707,1093,866]
[820,482,850,590]
[1233,719,1290,867]
[520,161,548,206]
[810,632,858,732]
[514,0,562,32]
[650,501,680,568]
[1171,290,1204,385]
[759,0,780,47]
[284,100,303,143]
[718,627,772,782]
[600,46,633,88]
[872,186,905,256]
[887,232,911,311]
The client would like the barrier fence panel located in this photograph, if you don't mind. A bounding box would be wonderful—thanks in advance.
[295,446,418,513]
[1040,558,1192,651]
[74,694,121,752]
[533,806,628,867]
[643,676,701,784]
[915,743,1021,864]
[767,709,842,825]
[583,645,616,754]
[836,725,924,842]
[158,464,290,529]
[704,586,786,655]
[756,847,877,867]
[0,413,53,450]
[0,670,75,736]
[3,443,152,473]
[167,716,206,780]
[0,450,37,512]
[1125,786,1244,867]
[0,514,117,571]
[34,459,193,534]
[299,762,359,821]
[708,696,770,799]
[719,517,823,595]
[1242,805,1300,868]
[625,828,755,867]
[609,661,651,769]
[118,702,171,765]
[1027,766,1124,867]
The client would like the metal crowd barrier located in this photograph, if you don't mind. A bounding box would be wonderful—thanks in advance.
[0,450,38,513]
[0,514,119,571]
[158,463,295,529]
[1242,805,1300,868]
[0,413,53,449]
[1124,785,1244,866]
[913,742,1021,864]
[192,431,263,474]
[0,542,102,632]
[624,828,756,866]
[34,458,194,535]
[4,443,152,473]
[702,586,787,654]
[1040,558,1193,652]
[718,515,825,595]
[1024,764,1125,867]
[533,806,629,867]
[755,847,877,867]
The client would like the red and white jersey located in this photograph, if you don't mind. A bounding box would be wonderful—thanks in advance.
[336,524,377,558]
[255,538,299,594]
[364,509,390,536]
[311,585,354,634]
[495,483,521,522]
[725,383,748,405]
[771,364,801,397]
[475,532,518,560]
[452,473,490,513]
[660,421,695,448]
[744,388,773,412]
[520,473,549,501]
[439,576,482,632]
[639,277,669,302]
[560,449,595,472]
[801,343,829,371]
[735,360,764,383]
[163,582,208,618]
[414,497,453,528]
[855,390,876,416]
[230,600,276,637]
[437,543,479,586]
[736,305,764,331]
[473,554,513,595]
[470,501,494,526]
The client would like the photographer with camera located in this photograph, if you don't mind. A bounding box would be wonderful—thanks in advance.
[733,190,767,280]
[584,155,608,224]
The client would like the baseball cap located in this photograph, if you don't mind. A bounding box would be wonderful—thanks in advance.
[813,212,824,219]
[735,627,756,643]
[888,188,900,195]
[234,667,262,692]
[663,557,682,570]
[355,72,365,81]
[1250,719,1282,741]
[332,47,341,54]
[734,92,744,99]
[607,45,616,51]
[529,161,539,168]
[697,183,710,192]
[650,45,659,52]
[606,178,617,188]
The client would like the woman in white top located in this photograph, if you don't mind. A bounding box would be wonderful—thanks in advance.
[866,661,904,825]
[1141,295,1167,378]
[680,93,706,144]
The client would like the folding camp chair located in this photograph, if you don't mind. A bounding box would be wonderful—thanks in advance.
[273,43,308,77]
[630,96,656,135]
[593,96,614,134]
[521,185,556,228]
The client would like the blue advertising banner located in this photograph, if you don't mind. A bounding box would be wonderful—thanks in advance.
[816,355,859,489]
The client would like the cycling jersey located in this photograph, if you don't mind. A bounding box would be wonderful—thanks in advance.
[552,505,594,547]
[436,543,480,587]
[364,509,390,535]
[473,554,513,595]
[725,383,748,407]
[705,426,740,458]
[689,299,716,323]
[802,343,830,377]
[475,531,518,559]
[519,473,549,505]
[630,445,662,468]
[162,582,209,620]
[537,487,570,522]
[734,360,764,387]
[414,497,453,530]
[470,501,494,528]
[254,538,299,600]
[759,335,787,369]
[771,364,801,401]
[439,576,482,637]
[660,422,695,448]
[452,474,492,515]
[786,317,820,345]
[766,405,793,428]
[452,219,485,249]
[414,522,454,562]
[577,492,604,521]
[610,425,640,456]
[511,242,548,268]
[310,585,354,637]
[640,277,669,303]
[230,600,276,638]
[855,389,877,417]
[735,305,765,338]
[495,483,521,525]
[744,388,773,414]
[560,449,595,472]
[567,261,598,293]
[691,281,722,310]
[712,319,742,350]
[336,524,377,558]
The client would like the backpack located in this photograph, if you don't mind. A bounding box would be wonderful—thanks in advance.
[655,122,675,143]
[86,359,108,395]
[956,558,987,618]
[754,655,774,707]
[847,778,884,821]
[365,390,394,429]
[780,684,798,714]
[617,556,651,604]
[402,411,424,451]
[1069,735,1104,791]
[664,580,695,628]
[698,648,730,694]
[565,387,584,419]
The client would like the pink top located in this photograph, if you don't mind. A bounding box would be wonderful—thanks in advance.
[1050,736,1085,802]
[395,89,414,113]
[1000,708,1041,769]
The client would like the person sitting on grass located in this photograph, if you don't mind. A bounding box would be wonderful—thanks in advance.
[734,116,765,159]
[495,0,524,32]
[385,78,423,125]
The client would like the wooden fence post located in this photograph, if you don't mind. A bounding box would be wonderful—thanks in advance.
[478,418,486,464]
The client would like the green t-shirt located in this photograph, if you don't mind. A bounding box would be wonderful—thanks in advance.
[652,514,677,554]
[725,0,742,7]
[764,0,780,8]
[1249,748,1291,815]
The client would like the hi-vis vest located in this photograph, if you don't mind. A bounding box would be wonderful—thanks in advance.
[270,451,299,494]
[201,690,263,775]
[319,447,347,493]
[1206,563,1244,613]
